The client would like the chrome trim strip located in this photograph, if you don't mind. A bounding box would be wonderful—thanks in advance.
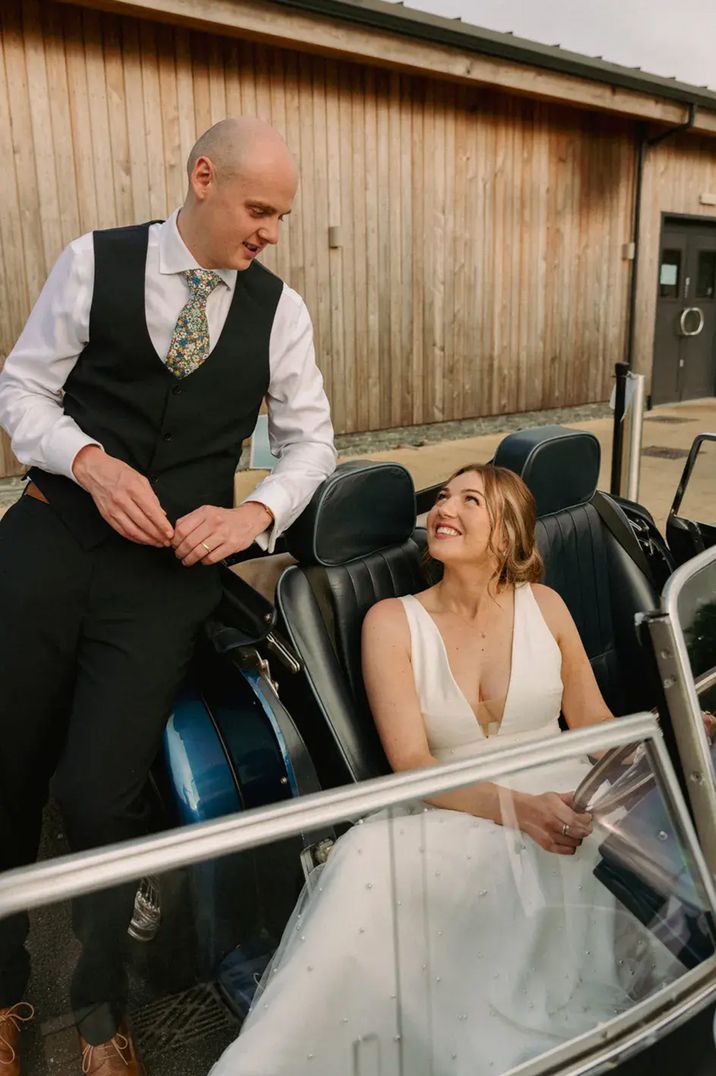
[0,715,658,919]
[511,959,716,1075]
[695,667,716,695]
[658,546,716,874]
[662,544,716,623]
[647,726,716,908]
[510,726,716,1074]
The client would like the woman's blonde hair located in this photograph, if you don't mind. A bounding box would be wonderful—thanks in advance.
[434,463,543,590]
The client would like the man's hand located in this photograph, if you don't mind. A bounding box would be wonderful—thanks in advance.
[512,790,593,856]
[72,445,174,547]
[172,502,273,566]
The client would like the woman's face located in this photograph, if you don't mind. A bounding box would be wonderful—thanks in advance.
[427,471,498,567]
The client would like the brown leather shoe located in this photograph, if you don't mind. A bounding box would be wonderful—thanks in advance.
[79,1023,143,1075]
[0,1003,34,1075]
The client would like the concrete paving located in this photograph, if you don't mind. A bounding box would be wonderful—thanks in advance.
[235,398,716,535]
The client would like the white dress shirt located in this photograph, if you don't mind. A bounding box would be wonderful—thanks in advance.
[0,209,336,551]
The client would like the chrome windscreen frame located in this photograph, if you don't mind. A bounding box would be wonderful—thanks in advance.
[645,545,716,875]
[1,713,715,1076]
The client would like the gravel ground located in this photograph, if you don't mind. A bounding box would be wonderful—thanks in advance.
[333,402,612,456]
[0,402,612,510]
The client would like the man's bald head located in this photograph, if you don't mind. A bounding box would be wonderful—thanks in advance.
[186,117,296,184]
[179,117,298,271]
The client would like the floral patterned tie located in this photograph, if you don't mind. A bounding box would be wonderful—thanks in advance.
[165,269,224,378]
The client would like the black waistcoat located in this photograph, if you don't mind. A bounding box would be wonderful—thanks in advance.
[30,222,282,548]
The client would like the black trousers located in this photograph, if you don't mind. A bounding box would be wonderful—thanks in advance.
[0,495,221,1041]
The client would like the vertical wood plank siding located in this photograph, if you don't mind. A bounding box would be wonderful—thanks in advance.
[0,0,713,476]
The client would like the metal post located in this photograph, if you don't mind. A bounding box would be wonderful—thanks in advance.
[610,361,629,495]
[625,371,646,502]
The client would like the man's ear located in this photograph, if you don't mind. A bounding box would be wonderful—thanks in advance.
[189,155,215,201]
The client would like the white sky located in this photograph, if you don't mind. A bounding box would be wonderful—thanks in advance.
[383,0,716,92]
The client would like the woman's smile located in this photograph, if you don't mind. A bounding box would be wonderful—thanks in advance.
[435,523,462,539]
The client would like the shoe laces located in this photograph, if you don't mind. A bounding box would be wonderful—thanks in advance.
[81,1032,130,1074]
[0,1003,34,1066]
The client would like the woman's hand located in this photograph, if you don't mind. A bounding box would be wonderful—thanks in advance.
[703,711,716,741]
[512,791,593,856]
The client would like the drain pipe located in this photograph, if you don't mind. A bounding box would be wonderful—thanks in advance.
[610,103,697,496]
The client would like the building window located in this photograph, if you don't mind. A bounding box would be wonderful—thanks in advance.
[659,249,681,298]
[695,250,716,299]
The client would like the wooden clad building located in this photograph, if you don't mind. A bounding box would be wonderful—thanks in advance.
[1,0,715,478]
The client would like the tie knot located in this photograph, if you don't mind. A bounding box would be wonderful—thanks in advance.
[183,268,223,300]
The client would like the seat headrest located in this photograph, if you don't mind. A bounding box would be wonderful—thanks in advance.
[493,425,601,516]
[285,461,416,566]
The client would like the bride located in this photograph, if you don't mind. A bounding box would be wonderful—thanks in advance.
[211,463,676,1076]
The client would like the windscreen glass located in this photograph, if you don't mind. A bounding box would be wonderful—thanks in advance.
[2,731,714,1076]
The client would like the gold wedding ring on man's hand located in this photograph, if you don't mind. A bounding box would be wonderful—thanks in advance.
[560,823,571,838]
[201,541,211,553]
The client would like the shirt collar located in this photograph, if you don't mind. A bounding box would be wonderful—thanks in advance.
[158,209,236,290]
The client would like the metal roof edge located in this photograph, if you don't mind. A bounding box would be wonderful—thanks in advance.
[269,0,716,112]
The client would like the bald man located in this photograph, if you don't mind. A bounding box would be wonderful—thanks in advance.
[0,118,335,1074]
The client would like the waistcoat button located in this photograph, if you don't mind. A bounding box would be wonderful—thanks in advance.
[171,384,183,395]
[163,432,173,442]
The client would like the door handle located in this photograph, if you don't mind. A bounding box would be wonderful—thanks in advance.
[679,306,705,337]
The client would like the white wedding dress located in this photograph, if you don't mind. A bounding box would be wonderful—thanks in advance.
[211,584,677,1076]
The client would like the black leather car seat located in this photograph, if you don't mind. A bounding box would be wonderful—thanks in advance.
[276,461,422,788]
[276,431,659,792]
[493,425,659,718]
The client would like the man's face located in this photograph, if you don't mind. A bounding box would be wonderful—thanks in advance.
[194,152,297,271]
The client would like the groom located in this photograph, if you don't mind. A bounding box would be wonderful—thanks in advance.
[0,117,335,1074]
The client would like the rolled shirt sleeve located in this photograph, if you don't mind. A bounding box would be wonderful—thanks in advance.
[242,285,336,552]
[0,235,102,481]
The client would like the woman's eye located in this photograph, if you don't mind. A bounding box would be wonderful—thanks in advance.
[465,495,479,505]
[435,492,446,502]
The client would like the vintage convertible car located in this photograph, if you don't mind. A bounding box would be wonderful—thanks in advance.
[1,424,715,1075]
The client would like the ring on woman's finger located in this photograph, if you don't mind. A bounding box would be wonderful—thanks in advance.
[560,823,571,838]
[201,541,211,553]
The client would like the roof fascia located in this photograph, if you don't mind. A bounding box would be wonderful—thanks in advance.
[54,0,716,137]
[273,0,716,112]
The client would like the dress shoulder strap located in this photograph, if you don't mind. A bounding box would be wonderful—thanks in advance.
[396,595,437,703]
[512,582,562,664]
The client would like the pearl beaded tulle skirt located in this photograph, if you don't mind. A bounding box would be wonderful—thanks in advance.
[210,756,676,1076]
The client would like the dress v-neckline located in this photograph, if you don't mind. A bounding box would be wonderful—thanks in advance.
[408,588,519,737]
